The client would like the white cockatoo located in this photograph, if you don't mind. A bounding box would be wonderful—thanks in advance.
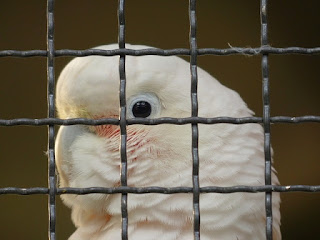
[55,44,281,240]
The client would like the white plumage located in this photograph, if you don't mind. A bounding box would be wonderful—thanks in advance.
[55,44,281,240]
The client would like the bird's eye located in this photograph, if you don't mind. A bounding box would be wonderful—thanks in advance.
[132,101,152,118]
[127,93,161,118]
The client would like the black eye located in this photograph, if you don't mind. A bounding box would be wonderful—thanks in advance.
[132,101,152,118]
[127,93,160,119]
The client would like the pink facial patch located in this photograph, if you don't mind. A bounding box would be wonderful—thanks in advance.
[93,115,146,147]
[94,115,144,141]
[93,115,120,138]
[95,124,121,138]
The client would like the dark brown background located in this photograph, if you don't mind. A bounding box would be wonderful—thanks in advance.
[0,0,319,239]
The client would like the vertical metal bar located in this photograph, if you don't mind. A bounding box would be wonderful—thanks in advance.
[189,0,200,239]
[118,0,128,239]
[260,0,273,239]
[47,0,56,240]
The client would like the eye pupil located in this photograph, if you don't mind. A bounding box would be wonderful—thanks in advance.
[132,101,152,118]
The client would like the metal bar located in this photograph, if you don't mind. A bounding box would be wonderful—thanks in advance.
[260,1,273,239]
[2,185,320,196]
[189,0,200,239]
[47,0,56,240]
[118,0,128,239]
[1,46,320,57]
[0,188,50,195]
[1,115,320,126]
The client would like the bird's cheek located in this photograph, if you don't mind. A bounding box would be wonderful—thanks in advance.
[92,117,150,160]
[94,124,121,138]
[92,115,120,138]
[93,125,140,141]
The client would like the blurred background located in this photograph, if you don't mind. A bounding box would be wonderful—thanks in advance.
[0,0,319,239]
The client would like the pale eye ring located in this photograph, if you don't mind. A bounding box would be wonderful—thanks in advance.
[127,93,161,118]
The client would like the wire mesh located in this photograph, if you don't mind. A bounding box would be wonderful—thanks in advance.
[0,0,320,240]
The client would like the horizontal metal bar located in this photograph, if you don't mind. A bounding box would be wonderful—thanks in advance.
[1,185,320,195]
[0,118,120,126]
[0,46,320,58]
[0,116,319,126]
[271,116,320,123]
[0,187,49,195]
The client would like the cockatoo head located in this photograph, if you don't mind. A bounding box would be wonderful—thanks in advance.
[56,43,249,188]
[55,44,281,239]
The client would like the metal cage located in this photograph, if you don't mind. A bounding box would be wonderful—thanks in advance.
[0,1,320,240]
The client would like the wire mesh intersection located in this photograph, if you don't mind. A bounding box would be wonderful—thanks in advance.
[0,0,319,240]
